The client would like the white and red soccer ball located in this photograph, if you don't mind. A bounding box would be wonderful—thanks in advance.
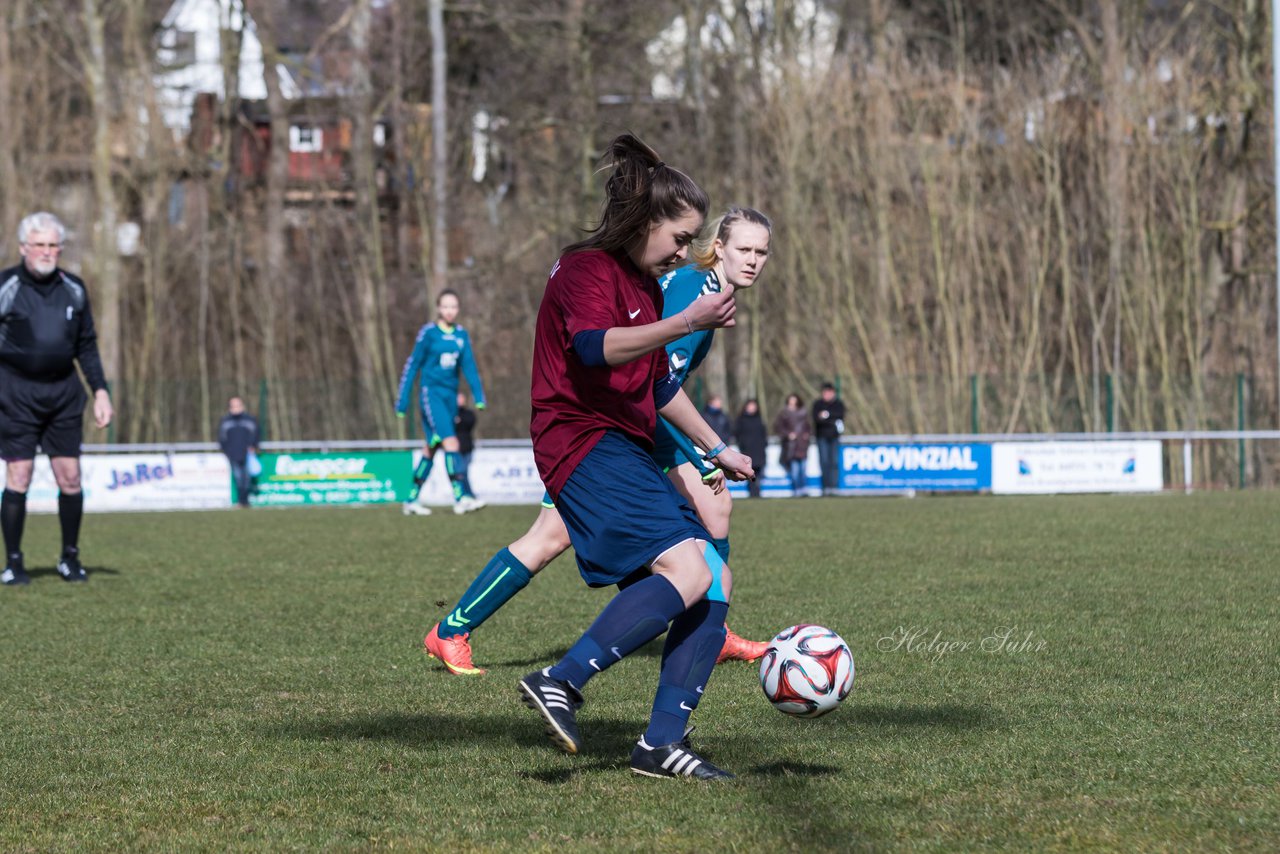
[759,624,855,717]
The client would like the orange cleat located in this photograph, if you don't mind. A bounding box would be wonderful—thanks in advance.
[716,626,770,664]
[423,622,486,675]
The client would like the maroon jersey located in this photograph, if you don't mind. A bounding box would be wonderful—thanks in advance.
[530,249,667,499]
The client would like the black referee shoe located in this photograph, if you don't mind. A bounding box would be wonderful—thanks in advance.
[1,553,29,586]
[57,548,87,582]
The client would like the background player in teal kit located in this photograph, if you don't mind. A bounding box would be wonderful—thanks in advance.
[396,289,487,516]
[422,207,773,676]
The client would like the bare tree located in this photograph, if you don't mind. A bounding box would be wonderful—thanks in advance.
[0,1,21,244]
[351,0,394,435]
[429,0,448,297]
[79,0,121,390]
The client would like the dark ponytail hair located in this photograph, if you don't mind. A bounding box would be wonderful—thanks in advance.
[563,133,709,255]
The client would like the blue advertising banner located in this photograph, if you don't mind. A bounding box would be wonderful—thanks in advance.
[839,443,991,492]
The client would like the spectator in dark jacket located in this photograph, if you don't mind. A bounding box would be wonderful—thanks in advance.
[811,382,846,495]
[453,392,484,509]
[773,393,811,496]
[701,394,733,444]
[217,396,259,507]
[734,399,767,498]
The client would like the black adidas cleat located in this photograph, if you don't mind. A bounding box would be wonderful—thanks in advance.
[518,668,583,754]
[630,736,735,781]
[57,548,87,582]
[1,553,29,586]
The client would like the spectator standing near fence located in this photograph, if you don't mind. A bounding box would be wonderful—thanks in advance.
[453,392,484,511]
[734,399,767,498]
[811,382,845,495]
[218,396,260,508]
[0,212,113,586]
[773,393,810,497]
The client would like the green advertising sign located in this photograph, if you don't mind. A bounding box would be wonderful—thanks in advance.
[250,452,412,506]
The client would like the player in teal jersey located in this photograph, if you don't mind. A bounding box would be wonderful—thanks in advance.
[396,289,487,516]
[423,208,774,675]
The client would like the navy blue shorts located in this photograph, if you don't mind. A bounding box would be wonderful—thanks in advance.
[556,430,709,587]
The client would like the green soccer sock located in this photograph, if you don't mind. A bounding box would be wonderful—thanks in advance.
[408,456,433,501]
[437,547,533,639]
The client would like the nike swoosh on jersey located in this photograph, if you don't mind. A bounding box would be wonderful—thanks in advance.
[671,354,688,369]
[628,308,641,319]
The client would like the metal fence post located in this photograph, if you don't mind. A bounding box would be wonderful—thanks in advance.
[970,374,979,434]
[1237,372,1246,489]
[105,380,116,444]
[1105,374,1115,433]
[1183,437,1192,494]
[258,379,269,441]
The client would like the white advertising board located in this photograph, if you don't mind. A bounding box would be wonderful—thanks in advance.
[991,441,1163,494]
[415,444,819,505]
[414,446,547,506]
[27,453,233,513]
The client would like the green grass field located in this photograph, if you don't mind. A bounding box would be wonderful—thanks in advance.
[1,492,1277,852]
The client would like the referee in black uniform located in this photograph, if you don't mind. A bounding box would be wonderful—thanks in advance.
[0,212,113,585]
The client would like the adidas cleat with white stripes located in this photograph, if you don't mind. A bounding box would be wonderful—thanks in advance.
[518,668,583,754]
[630,736,735,781]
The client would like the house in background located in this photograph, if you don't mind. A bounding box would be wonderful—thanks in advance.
[154,0,301,137]
[157,0,396,202]
[235,97,392,201]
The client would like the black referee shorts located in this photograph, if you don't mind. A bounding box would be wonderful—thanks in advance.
[0,369,87,460]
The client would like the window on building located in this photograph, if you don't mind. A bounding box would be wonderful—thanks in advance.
[289,125,323,153]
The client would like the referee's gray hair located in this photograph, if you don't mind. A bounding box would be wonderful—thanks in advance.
[17,212,66,245]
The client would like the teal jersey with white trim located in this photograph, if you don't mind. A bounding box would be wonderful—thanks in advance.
[655,265,723,475]
[658,264,721,385]
[396,322,486,413]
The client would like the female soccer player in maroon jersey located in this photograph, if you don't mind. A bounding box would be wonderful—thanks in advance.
[424,210,774,676]
[515,134,752,780]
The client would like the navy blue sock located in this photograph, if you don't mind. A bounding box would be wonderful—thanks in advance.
[438,548,533,639]
[644,600,729,746]
[710,536,730,564]
[549,574,685,691]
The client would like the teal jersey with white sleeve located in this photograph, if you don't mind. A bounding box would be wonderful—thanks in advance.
[396,322,486,414]
[654,265,723,476]
[658,264,721,385]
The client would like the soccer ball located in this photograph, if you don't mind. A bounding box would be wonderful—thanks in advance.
[759,624,855,717]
